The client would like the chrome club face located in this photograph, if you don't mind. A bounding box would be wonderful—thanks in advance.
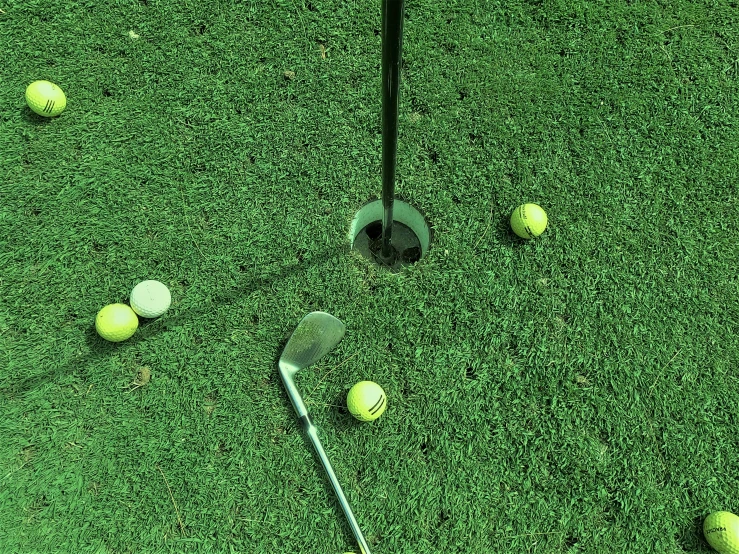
[279,311,346,420]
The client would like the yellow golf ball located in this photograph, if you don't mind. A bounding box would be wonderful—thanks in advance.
[704,511,739,554]
[347,381,387,422]
[510,203,548,239]
[25,80,67,117]
[95,304,139,342]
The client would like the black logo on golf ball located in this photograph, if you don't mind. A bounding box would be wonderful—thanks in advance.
[41,100,57,114]
[369,394,386,415]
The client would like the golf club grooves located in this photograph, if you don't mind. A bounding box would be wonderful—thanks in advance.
[381,0,405,260]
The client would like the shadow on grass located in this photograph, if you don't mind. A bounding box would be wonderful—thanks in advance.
[3,242,360,396]
[5,208,524,397]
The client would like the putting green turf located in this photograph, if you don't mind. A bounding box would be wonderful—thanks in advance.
[2,0,738,552]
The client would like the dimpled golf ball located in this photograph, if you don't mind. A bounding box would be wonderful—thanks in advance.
[347,381,387,422]
[130,280,171,318]
[95,304,139,342]
[704,511,739,554]
[510,203,548,239]
[25,80,67,117]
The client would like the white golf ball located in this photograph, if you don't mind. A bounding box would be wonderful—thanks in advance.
[130,280,171,318]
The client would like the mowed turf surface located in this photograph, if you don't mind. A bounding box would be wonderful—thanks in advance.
[1,0,738,552]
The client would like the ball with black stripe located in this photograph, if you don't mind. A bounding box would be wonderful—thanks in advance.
[25,80,67,117]
[347,381,387,422]
[511,203,548,239]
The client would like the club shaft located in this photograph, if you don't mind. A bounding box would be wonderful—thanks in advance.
[279,370,309,419]
[381,0,405,259]
[306,423,372,554]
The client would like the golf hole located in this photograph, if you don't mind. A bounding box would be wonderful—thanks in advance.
[349,199,432,272]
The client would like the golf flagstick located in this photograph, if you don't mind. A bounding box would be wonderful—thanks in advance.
[380,0,405,262]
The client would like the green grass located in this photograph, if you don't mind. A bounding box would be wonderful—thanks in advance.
[2,0,738,552]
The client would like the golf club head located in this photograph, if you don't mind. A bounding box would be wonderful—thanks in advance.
[278,312,346,419]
